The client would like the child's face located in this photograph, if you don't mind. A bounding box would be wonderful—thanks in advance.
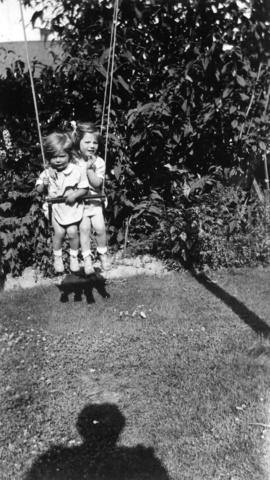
[79,132,98,160]
[49,152,69,171]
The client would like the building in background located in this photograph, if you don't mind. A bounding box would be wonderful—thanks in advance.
[0,0,62,76]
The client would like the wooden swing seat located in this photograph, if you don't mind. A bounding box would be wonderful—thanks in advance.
[46,194,105,204]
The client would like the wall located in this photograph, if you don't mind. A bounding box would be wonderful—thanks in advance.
[0,40,63,77]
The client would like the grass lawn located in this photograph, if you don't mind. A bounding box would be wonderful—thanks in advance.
[1,267,270,479]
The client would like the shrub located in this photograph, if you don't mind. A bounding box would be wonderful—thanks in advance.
[0,155,52,276]
[1,1,270,276]
[136,183,270,270]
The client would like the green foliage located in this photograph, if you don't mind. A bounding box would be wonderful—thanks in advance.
[140,183,269,270]
[0,157,53,276]
[1,0,270,275]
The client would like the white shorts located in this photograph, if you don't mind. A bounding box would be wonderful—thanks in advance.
[83,203,104,225]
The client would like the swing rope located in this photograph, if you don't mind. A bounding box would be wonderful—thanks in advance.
[18,0,47,171]
[100,0,118,135]
[101,0,119,194]
[19,0,119,200]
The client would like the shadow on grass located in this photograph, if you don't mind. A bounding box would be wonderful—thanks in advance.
[57,269,110,303]
[193,272,270,337]
[24,403,169,480]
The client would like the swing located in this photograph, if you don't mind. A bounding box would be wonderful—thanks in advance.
[19,0,119,217]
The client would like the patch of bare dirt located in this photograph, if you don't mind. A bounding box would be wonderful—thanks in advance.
[3,254,169,292]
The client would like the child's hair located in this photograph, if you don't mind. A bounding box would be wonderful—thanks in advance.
[72,121,101,150]
[43,132,73,161]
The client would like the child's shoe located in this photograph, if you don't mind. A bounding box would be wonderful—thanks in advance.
[70,255,80,273]
[54,256,64,274]
[99,253,111,271]
[84,255,94,275]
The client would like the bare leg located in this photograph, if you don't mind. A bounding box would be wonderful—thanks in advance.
[79,216,92,253]
[52,216,66,250]
[66,224,80,250]
[51,216,66,273]
[79,216,94,275]
[91,210,111,270]
[66,224,80,272]
[91,212,107,249]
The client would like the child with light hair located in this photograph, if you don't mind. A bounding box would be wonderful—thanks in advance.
[36,132,88,273]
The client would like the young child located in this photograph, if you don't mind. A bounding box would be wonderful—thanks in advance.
[36,132,88,274]
[71,121,111,275]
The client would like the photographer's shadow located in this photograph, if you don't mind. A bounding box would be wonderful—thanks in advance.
[24,403,169,480]
[57,269,110,303]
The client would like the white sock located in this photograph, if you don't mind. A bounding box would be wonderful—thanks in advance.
[82,250,91,259]
[54,249,62,257]
[70,249,78,257]
[97,246,107,255]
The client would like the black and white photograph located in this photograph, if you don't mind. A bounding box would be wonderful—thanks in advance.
[1,1,270,479]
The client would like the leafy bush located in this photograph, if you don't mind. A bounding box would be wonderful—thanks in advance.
[1,0,270,276]
[0,151,52,276]
[140,182,270,270]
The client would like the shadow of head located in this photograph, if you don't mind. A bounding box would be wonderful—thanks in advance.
[76,403,125,448]
[57,271,110,303]
[24,403,170,480]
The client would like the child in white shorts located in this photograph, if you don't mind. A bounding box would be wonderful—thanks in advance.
[36,132,88,273]
[71,121,111,275]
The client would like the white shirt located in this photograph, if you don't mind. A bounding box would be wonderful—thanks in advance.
[76,155,105,194]
[36,163,88,225]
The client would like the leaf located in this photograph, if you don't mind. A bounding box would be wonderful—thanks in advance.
[164,163,178,172]
[201,57,209,71]
[236,75,246,87]
[117,230,124,242]
[150,191,163,201]
[0,202,12,212]
[148,205,162,216]
[114,165,122,180]
[117,75,130,92]
[136,102,159,114]
[121,50,134,63]
[133,202,148,211]
[240,93,249,101]
[184,124,193,137]
[173,134,181,144]
[152,130,163,138]
[222,88,231,98]
[100,48,112,64]
[203,110,215,123]
[30,10,43,27]
[95,64,108,78]
[185,75,193,83]
[130,135,141,147]
[123,198,135,208]
[127,109,137,126]
[181,99,188,112]
[259,141,266,151]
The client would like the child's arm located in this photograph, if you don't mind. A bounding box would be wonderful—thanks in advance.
[64,164,89,205]
[87,168,103,188]
[64,188,88,205]
[86,156,104,189]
